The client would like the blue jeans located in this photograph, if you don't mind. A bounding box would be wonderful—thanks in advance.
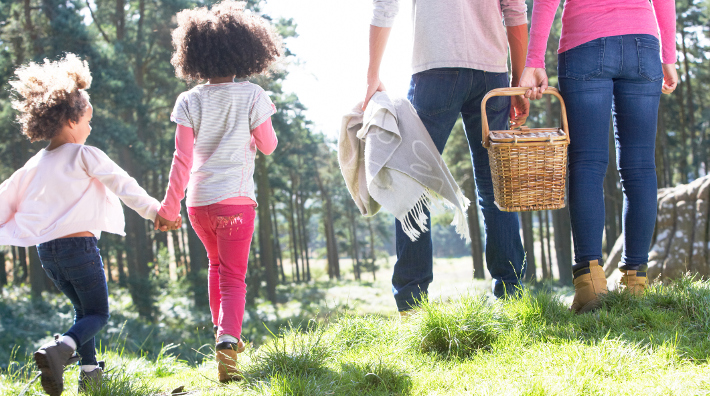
[38,237,110,365]
[392,68,526,310]
[559,35,663,270]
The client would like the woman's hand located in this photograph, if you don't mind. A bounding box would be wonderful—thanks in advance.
[662,64,678,94]
[519,67,549,100]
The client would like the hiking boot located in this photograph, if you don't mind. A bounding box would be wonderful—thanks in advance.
[620,264,648,296]
[78,361,105,393]
[216,341,245,383]
[34,336,80,396]
[570,260,608,314]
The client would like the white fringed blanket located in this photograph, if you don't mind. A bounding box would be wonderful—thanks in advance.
[338,92,470,242]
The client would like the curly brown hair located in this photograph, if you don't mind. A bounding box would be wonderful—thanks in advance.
[171,1,283,81]
[10,53,92,142]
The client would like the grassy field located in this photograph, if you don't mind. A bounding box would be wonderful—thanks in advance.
[2,258,709,395]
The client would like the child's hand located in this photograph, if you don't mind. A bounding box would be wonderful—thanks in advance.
[155,214,182,231]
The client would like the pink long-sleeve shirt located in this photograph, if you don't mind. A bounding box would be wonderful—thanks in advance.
[158,118,277,220]
[526,0,676,68]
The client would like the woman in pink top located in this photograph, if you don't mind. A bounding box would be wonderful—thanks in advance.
[519,0,679,313]
[157,1,281,383]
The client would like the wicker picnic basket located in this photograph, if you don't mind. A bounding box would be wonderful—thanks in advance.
[481,87,570,212]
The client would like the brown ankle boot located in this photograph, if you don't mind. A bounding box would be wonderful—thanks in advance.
[216,341,245,383]
[570,260,608,314]
[620,264,647,295]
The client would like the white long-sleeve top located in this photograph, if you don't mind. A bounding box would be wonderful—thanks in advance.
[0,143,159,247]
[371,0,528,74]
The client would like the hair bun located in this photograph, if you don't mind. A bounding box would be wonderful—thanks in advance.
[10,53,93,142]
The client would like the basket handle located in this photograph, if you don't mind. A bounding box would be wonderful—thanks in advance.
[481,87,569,148]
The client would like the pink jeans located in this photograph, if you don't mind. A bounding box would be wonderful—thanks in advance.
[187,204,255,339]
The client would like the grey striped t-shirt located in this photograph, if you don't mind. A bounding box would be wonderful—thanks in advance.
[171,81,276,207]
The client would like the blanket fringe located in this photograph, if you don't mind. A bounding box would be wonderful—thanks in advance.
[400,189,471,243]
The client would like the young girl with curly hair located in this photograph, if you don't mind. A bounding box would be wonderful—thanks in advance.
[0,54,176,395]
[158,0,282,382]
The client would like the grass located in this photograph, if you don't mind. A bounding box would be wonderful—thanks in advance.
[2,275,710,395]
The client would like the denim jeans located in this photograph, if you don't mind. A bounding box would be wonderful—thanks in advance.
[558,34,663,270]
[392,68,526,310]
[38,237,109,365]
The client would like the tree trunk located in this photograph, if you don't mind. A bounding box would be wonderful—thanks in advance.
[116,246,127,287]
[520,212,536,281]
[552,208,573,285]
[271,200,285,283]
[347,204,361,281]
[124,210,154,320]
[463,178,485,279]
[0,249,7,287]
[103,247,113,283]
[544,211,553,279]
[186,203,209,309]
[537,211,549,280]
[367,218,377,281]
[674,57,689,184]
[296,189,311,282]
[255,153,277,304]
[179,222,190,275]
[680,28,698,176]
[656,102,668,188]
[314,171,340,279]
[287,190,300,282]
[29,247,45,300]
[115,0,125,41]
[17,246,28,284]
[171,229,184,278]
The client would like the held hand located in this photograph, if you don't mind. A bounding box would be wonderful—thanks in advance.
[362,75,386,111]
[154,214,181,232]
[519,67,549,100]
[662,64,678,94]
[510,95,530,128]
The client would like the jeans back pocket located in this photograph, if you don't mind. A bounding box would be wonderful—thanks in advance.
[636,36,663,82]
[411,69,459,116]
[561,39,604,80]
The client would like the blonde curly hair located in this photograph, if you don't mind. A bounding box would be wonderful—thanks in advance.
[10,53,92,142]
[171,1,282,81]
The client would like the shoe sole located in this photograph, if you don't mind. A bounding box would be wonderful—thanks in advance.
[219,375,243,383]
[34,350,63,396]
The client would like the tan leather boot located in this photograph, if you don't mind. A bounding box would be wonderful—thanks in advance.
[570,260,608,314]
[620,264,648,295]
[216,341,245,383]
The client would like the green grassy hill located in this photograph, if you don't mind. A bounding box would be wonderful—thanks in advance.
[3,275,709,395]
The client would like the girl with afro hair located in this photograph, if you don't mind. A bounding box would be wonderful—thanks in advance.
[0,54,176,395]
[157,0,282,383]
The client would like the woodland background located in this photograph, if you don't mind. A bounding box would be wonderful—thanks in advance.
[0,0,708,358]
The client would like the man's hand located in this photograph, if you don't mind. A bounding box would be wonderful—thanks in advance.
[662,64,678,94]
[154,214,182,231]
[510,95,529,128]
[363,75,386,111]
[519,67,549,100]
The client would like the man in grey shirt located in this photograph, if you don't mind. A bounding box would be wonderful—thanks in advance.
[364,0,530,312]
